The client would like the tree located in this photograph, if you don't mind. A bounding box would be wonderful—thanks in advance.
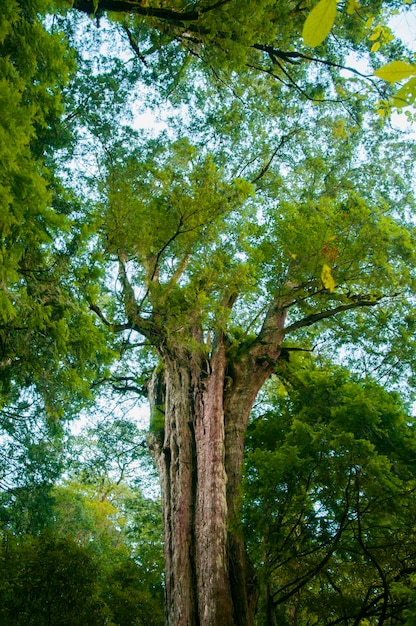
[0,520,163,626]
[3,1,416,625]
[0,0,113,421]
[0,415,165,626]
[51,481,165,625]
[0,532,111,626]
[244,360,416,625]
[75,72,413,621]
[0,2,117,548]
[58,415,165,624]
[50,3,416,624]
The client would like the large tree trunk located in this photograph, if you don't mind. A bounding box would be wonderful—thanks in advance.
[148,335,281,626]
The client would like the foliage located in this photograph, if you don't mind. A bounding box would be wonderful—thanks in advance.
[86,96,416,395]
[0,533,108,625]
[51,481,165,625]
[0,415,164,625]
[68,415,150,488]
[62,0,416,119]
[0,2,415,624]
[0,0,114,420]
[244,360,416,625]
[302,0,338,48]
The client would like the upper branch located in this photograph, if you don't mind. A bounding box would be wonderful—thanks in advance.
[251,44,376,83]
[72,0,231,21]
[250,130,300,185]
[283,298,383,336]
[117,257,161,341]
[89,303,132,333]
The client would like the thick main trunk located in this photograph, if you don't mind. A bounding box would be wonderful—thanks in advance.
[148,341,279,626]
[149,355,200,625]
[194,347,235,625]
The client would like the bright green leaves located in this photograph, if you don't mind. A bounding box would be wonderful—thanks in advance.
[0,0,72,295]
[346,0,360,15]
[375,60,416,83]
[392,76,416,108]
[367,21,394,53]
[96,98,415,365]
[375,61,416,110]
[302,0,338,48]
[104,138,252,273]
[0,1,115,419]
[299,0,416,116]
[260,109,415,321]
[301,0,403,55]
[102,136,254,338]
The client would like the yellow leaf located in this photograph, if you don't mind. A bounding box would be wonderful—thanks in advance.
[374,61,416,84]
[289,252,297,259]
[371,41,381,53]
[302,0,338,48]
[369,31,381,41]
[321,264,336,292]
[346,0,359,15]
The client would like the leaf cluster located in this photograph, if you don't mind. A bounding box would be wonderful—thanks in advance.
[244,361,416,625]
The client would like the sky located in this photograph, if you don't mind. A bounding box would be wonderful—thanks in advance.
[390,6,416,48]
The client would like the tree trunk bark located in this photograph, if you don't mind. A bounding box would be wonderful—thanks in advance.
[148,333,281,626]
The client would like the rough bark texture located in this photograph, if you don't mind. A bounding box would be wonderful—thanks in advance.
[148,317,285,626]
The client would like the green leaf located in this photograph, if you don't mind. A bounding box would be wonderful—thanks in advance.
[374,61,416,84]
[391,77,416,108]
[302,0,338,48]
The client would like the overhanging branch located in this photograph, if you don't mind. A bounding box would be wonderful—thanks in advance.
[284,298,383,335]
[72,0,231,21]
[252,44,376,84]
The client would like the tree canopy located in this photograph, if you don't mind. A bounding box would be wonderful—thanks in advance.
[245,360,416,625]
[1,0,415,624]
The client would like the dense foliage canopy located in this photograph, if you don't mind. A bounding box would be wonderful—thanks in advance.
[245,360,416,624]
[1,0,415,624]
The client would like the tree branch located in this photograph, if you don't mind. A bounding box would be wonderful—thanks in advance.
[89,303,132,333]
[73,0,200,20]
[73,0,232,21]
[273,470,353,606]
[354,479,390,626]
[117,257,159,340]
[122,26,148,65]
[250,130,300,185]
[251,44,377,84]
[284,298,383,335]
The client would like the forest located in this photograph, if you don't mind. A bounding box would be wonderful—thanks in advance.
[1,0,416,624]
